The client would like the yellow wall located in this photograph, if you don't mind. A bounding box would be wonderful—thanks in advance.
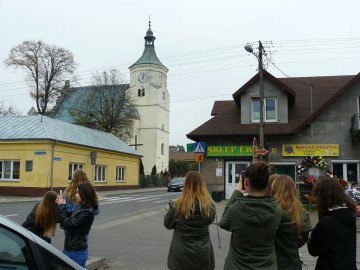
[0,141,140,189]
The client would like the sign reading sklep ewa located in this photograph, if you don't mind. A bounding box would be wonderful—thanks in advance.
[282,144,339,157]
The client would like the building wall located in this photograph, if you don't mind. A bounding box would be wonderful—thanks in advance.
[129,64,170,175]
[0,141,140,196]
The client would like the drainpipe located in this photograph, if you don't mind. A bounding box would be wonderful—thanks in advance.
[50,140,58,191]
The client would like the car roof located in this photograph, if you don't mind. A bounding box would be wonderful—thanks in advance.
[0,214,84,270]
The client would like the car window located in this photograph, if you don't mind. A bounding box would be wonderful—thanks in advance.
[38,245,78,270]
[0,225,35,270]
[171,178,184,184]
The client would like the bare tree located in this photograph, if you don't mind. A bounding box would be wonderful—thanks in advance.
[4,40,77,115]
[70,69,136,143]
[0,99,19,116]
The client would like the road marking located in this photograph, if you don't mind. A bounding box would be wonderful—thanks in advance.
[98,193,178,205]
[92,210,160,229]
[136,198,159,202]
[4,214,19,218]
[152,199,171,204]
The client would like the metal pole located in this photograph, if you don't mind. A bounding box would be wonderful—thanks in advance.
[258,41,264,161]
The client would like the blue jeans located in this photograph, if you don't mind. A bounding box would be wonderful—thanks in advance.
[63,249,88,268]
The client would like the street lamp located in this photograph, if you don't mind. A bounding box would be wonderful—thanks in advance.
[245,41,264,161]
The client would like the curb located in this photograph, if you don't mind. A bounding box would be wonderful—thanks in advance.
[86,257,106,270]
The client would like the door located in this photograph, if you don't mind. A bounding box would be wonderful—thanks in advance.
[225,161,250,199]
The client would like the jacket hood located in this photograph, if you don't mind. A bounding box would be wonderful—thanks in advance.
[326,207,356,228]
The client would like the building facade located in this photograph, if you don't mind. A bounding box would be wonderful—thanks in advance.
[0,115,142,196]
[187,71,360,199]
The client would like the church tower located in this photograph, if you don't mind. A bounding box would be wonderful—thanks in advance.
[129,21,169,175]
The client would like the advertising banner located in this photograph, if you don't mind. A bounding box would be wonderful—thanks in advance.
[282,144,339,157]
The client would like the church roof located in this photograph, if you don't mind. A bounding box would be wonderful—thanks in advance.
[51,85,136,123]
[130,22,167,69]
[0,115,142,157]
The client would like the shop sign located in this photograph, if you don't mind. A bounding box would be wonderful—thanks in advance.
[282,144,339,157]
[207,145,253,157]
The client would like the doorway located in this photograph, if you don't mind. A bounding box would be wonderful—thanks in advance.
[225,161,250,199]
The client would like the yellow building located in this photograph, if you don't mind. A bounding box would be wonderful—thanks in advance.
[0,115,142,196]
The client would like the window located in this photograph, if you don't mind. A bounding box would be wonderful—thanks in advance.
[162,91,165,100]
[252,97,277,122]
[25,161,33,172]
[68,163,84,181]
[161,143,164,155]
[332,162,358,183]
[0,226,35,270]
[0,160,20,181]
[116,166,126,182]
[138,88,145,97]
[94,165,106,182]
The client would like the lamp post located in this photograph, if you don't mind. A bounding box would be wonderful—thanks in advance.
[245,41,264,161]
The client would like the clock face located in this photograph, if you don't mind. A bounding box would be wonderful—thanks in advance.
[138,72,150,83]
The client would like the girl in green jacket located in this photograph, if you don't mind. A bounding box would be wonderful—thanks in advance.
[164,171,216,270]
[269,174,313,270]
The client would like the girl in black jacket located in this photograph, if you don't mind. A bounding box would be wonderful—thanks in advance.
[22,191,58,243]
[307,177,357,270]
[57,182,98,268]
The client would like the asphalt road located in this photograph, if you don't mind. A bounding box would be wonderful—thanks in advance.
[1,190,231,270]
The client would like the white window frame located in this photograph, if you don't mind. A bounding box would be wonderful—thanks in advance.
[0,160,20,181]
[94,165,106,182]
[116,166,126,182]
[251,97,277,122]
[68,163,84,181]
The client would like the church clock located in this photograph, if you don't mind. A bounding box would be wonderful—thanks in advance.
[138,72,150,83]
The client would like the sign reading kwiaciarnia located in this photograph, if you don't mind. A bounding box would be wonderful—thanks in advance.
[282,144,339,157]
[207,145,253,157]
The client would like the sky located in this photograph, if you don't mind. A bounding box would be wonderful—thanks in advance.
[1,0,360,148]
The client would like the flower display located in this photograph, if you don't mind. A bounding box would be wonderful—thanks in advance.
[345,186,360,205]
[297,156,328,177]
[304,175,317,186]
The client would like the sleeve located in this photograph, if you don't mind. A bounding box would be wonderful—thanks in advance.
[307,217,336,256]
[58,205,93,230]
[22,203,38,231]
[218,190,243,231]
[163,202,176,230]
[298,212,313,247]
[208,203,216,224]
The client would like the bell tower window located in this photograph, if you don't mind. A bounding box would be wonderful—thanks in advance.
[138,87,145,97]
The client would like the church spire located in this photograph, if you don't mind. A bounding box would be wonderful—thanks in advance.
[130,20,166,68]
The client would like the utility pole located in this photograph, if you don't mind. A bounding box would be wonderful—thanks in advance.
[258,41,265,161]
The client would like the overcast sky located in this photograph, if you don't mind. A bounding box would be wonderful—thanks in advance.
[1,0,360,148]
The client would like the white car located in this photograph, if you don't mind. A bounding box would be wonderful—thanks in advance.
[0,214,85,270]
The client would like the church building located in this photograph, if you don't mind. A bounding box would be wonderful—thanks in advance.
[52,22,169,175]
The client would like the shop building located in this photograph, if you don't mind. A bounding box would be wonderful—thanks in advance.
[187,71,360,199]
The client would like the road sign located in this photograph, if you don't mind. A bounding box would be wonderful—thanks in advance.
[256,148,268,155]
[193,142,205,153]
[195,154,204,162]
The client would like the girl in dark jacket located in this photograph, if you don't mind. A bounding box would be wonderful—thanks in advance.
[269,174,313,270]
[307,177,357,270]
[22,191,58,243]
[164,171,216,270]
[57,182,98,268]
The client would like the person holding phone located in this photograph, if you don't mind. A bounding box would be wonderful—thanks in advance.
[57,182,99,268]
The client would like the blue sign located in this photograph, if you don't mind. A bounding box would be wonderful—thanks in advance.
[193,142,205,153]
[34,151,46,155]
[53,157,61,161]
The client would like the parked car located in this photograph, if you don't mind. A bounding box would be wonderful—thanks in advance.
[0,214,84,270]
[167,177,185,192]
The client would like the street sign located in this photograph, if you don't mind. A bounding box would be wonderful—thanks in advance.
[195,154,204,162]
[193,142,205,153]
[256,148,268,155]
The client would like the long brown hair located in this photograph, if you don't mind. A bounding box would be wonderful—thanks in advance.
[270,175,304,237]
[311,177,357,219]
[77,182,99,210]
[175,171,214,219]
[64,169,90,204]
[35,191,58,237]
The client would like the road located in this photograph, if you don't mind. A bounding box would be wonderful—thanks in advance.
[1,190,231,270]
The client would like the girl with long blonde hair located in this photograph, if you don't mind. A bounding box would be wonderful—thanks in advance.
[22,191,58,243]
[269,174,312,270]
[164,171,216,270]
[64,169,90,208]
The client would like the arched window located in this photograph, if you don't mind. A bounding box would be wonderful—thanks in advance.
[162,124,164,131]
